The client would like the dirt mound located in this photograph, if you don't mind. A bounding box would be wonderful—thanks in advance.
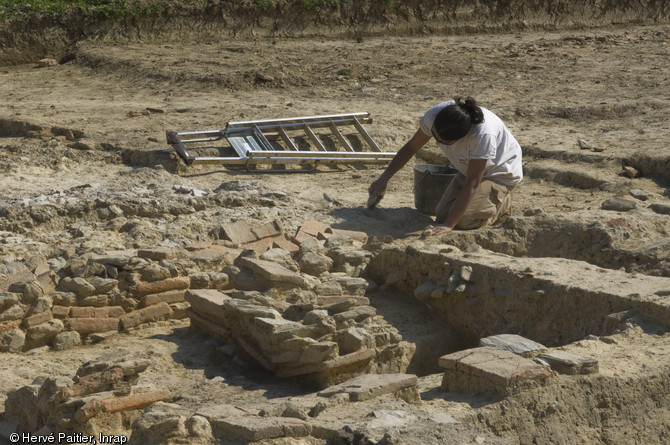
[2,0,670,65]
[2,4,670,444]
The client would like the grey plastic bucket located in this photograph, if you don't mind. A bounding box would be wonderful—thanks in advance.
[413,164,459,215]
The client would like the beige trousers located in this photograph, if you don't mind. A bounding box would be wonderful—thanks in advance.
[434,173,513,229]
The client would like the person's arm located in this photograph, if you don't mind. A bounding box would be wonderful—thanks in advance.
[425,158,487,235]
[369,129,431,196]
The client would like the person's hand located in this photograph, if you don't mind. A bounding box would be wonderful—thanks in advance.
[368,177,387,196]
[367,177,387,208]
[422,224,454,236]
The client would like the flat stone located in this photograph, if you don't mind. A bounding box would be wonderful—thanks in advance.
[439,347,552,397]
[318,373,418,402]
[137,247,177,260]
[324,227,368,243]
[196,404,251,422]
[628,189,656,201]
[479,334,547,357]
[213,415,311,441]
[650,203,670,215]
[185,289,232,324]
[601,198,636,211]
[297,220,331,237]
[277,347,375,379]
[236,257,305,287]
[188,245,240,267]
[536,351,599,375]
[221,221,257,245]
[272,237,300,254]
[250,220,283,240]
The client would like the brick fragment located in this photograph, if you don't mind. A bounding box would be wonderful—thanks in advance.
[74,398,103,423]
[236,257,305,287]
[221,221,257,245]
[51,305,71,319]
[22,311,53,328]
[100,388,171,413]
[325,227,368,243]
[297,220,331,237]
[243,237,274,255]
[133,276,190,297]
[142,290,186,307]
[118,302,173,330]
[70,306,125,318]
[276,348,375,378]
[250,220,283,240]
[58,367,124,401]
[291,231,315,246]
[66,317,120,335]
[272,237,300,254]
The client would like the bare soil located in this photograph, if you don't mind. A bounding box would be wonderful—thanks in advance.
[1,11,670,445]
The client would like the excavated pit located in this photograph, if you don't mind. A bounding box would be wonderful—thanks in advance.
[2,8,670,443]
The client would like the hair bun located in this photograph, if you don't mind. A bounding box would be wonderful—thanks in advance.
[455,96,484,124]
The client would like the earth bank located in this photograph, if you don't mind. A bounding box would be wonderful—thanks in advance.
[1,2,670,444]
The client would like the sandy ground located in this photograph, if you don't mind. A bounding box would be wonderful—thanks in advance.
[1,21,670,444]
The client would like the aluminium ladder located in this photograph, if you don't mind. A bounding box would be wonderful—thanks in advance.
[166,112,396,169]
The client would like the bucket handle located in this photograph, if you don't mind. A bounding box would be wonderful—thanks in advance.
[412,167,433,194]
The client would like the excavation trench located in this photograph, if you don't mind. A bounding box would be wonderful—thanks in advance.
[363,244,670,376]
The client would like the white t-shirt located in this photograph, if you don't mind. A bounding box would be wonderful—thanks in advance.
[419,101,523,187]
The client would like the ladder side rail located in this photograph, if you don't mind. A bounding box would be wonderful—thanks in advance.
[328,121,355,152]
[353,117,384,152]
[227,112,371,128]
[247,151,395,159]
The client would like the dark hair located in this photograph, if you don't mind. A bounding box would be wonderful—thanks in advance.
[433,97,484,142]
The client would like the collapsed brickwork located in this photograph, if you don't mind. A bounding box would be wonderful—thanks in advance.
[0,218,412,387]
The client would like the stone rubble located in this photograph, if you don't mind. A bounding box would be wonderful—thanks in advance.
[1,178,670,443]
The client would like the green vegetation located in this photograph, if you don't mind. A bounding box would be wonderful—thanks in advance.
[0,0,399,21]
[0,0,204,21]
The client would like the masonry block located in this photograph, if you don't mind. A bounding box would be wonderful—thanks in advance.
[118,302,173,330]
[142,290,186,307]
[133,277,190,297]
[439,347,552,397]
[51,305,71,319]
[187,309,231,342]
[236,257,305,288]
[66,317,120,335]
[70,306,125,319]
[22,311,52,328]
[184,289,231,324]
